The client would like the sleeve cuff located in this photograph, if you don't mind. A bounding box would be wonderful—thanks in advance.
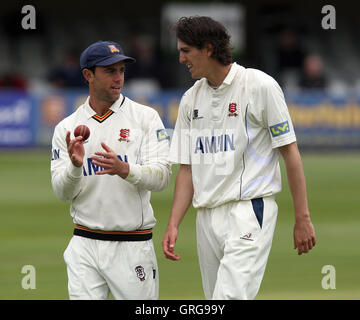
[169,155,191,164]
[272,135,297,149]
[124,163,142,184]
[67,162,83,179]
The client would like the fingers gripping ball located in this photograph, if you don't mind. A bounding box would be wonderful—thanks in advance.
[74,125,90,141]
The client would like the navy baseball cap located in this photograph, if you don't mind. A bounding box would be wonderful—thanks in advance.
[80,41,136,70]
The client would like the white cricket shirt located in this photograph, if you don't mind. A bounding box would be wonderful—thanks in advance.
[170,63,296,208]
[51,94,170,231]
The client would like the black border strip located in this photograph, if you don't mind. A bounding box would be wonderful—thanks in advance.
[73,228,152,241]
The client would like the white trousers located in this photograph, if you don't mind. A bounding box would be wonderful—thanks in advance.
[196,196,278,300]
[63,236,159,300]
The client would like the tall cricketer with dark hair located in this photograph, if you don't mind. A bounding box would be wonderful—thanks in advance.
[162,16,316,300]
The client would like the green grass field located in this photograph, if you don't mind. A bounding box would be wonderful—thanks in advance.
[0,150,359,299]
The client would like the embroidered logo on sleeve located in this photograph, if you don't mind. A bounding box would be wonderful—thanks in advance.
[156,129,170,142]
[270,121,290,137]
[193,109,203,120]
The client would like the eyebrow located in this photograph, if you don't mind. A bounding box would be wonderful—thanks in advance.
[178,46,190,52]
[104,65,126,71]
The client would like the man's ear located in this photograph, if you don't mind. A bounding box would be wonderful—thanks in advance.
[205,43,214,57]
[82,68,94,83]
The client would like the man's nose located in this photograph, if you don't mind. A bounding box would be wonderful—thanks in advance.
[179,53,186,64]
[113,71,123,81]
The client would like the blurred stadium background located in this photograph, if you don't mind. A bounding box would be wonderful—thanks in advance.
[0,0,359,299]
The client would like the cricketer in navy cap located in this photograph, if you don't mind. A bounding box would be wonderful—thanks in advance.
[80,41,136,70]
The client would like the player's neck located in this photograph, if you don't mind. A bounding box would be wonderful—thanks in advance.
[88,95,115,116]
[206,63,232,88]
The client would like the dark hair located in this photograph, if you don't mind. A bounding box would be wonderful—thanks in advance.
[174,16,233,65]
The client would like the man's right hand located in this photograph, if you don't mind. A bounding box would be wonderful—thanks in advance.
[66,131,85,167]
[162,164,194,261]
[162,225,181,261]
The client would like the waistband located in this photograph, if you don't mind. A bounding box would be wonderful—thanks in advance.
[73,224,153,241]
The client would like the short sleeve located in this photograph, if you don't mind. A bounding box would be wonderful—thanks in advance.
[248,69,296,149]
[264,78,296,148]
[169,90,192,164]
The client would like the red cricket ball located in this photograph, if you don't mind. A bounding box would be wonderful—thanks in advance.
[74,125,90,141]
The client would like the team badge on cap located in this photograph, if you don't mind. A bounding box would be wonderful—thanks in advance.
[135,265,146,281]
[228,103,238,117]
[108,44,120,53]
[119,129,130,142]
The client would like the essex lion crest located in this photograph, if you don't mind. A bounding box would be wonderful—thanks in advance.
[228,103,238,117]
[119,129,130,142]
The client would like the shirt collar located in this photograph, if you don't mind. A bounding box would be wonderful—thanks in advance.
[83,94,124,119]
[222,62,239,86]
[206,62,240,90]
